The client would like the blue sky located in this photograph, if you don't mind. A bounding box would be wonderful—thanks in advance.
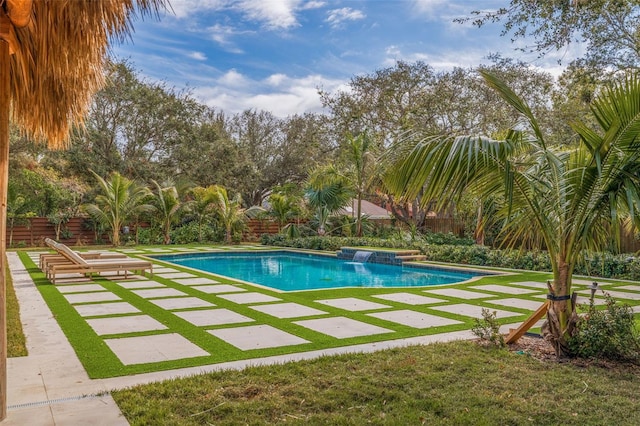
[113,0,581,117]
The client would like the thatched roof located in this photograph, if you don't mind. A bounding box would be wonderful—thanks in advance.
[2,0,166,149]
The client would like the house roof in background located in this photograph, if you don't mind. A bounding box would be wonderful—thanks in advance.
[338,199,393,220]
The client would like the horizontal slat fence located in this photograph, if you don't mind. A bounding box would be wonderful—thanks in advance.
[7,217,101,247]
[421,218,465,237]
[8,217,640,253]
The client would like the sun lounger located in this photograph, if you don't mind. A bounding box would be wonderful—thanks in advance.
[39,238,127,269]
[44,241,153,284]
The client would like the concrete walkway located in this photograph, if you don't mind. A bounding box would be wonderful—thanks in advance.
[3,252,475,425]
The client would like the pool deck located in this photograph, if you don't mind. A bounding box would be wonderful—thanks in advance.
[6,247,640,424]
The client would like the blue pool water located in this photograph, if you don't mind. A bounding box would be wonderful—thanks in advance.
[154,251,485,291]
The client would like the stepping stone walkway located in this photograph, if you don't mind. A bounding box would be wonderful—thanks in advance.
[173,308,254,326]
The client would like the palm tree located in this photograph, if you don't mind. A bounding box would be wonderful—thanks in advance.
[305,165,354,236]
[344,131,375,237]
[0,0,166,417]
[187,186,218,242]
[385,71,640,357]
[268,193,299,231]
[82,171,153,247]
[151,179,185,245]
[210,185,247,244]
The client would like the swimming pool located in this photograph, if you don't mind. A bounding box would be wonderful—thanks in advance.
[154,251,487,291]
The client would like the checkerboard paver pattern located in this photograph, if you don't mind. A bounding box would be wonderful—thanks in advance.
[30,248,640,375]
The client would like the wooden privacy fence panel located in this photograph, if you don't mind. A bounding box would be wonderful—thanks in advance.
[7,217,101,247]
[421,218,465,237]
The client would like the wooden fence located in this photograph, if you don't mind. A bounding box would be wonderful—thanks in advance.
[6,217,286,247]
[8,216,640,253]
[6,217,108,247]
[421,218,465,237]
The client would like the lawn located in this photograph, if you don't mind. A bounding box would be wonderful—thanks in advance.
[111,340,640,425]
[7,261,27,357]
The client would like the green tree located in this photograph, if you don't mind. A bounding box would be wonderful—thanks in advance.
[305,165,353,236]
[342,131,375,237]
[187,185,219,242]
[151,179,188,245]
[6,182,35,247]
[385,71,640,357]
[82,171,153,246]
[210,185,251,244]
[464,0,640,73]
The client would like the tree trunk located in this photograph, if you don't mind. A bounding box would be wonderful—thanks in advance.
[474,202,484,246]
[541,259,579,358]
[356,196,362,237]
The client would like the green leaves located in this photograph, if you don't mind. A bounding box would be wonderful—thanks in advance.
[386,71,640,294]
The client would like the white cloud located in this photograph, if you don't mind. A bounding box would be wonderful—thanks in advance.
[301,1,326,10]
[411,0,448,19]
[235,0,302,29]
[187,51,207,61]
[326,7,366,28]
[193,72,345,117]
[218,69,249,87]
[168,0,304,30]
[207,23,247,54]
[265,73,288,86]
[168,0,227,19]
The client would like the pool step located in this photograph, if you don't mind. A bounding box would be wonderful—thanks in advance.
[396,254,427,262]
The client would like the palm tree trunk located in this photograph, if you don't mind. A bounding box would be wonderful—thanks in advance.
[356,196,363,237]
[0,31,9,421]
[541,258,579,357]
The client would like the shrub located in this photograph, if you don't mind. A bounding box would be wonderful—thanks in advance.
[569,293,640,363]
[472,308,505,348]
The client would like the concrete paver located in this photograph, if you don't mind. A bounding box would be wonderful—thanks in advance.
[105,333,209,365]
[148,297,215,310]
[87,315,168,335]
[430,303,521,319]
[217,292,282,304]
[173,308,255,326]
[63,292,121,304]
[75,302,142,317]
[209,325,309,350]
[294,316,394,339]
[248,302,327,318]
[372,292,444,305]
[423,288,490,299]
[315,297,389,311]
[367,310,462,328]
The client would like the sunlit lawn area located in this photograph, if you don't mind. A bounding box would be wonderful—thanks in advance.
[112,341,640,426]
[7,262,27,357]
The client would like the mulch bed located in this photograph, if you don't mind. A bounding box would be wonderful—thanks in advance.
[506,335,640,371]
